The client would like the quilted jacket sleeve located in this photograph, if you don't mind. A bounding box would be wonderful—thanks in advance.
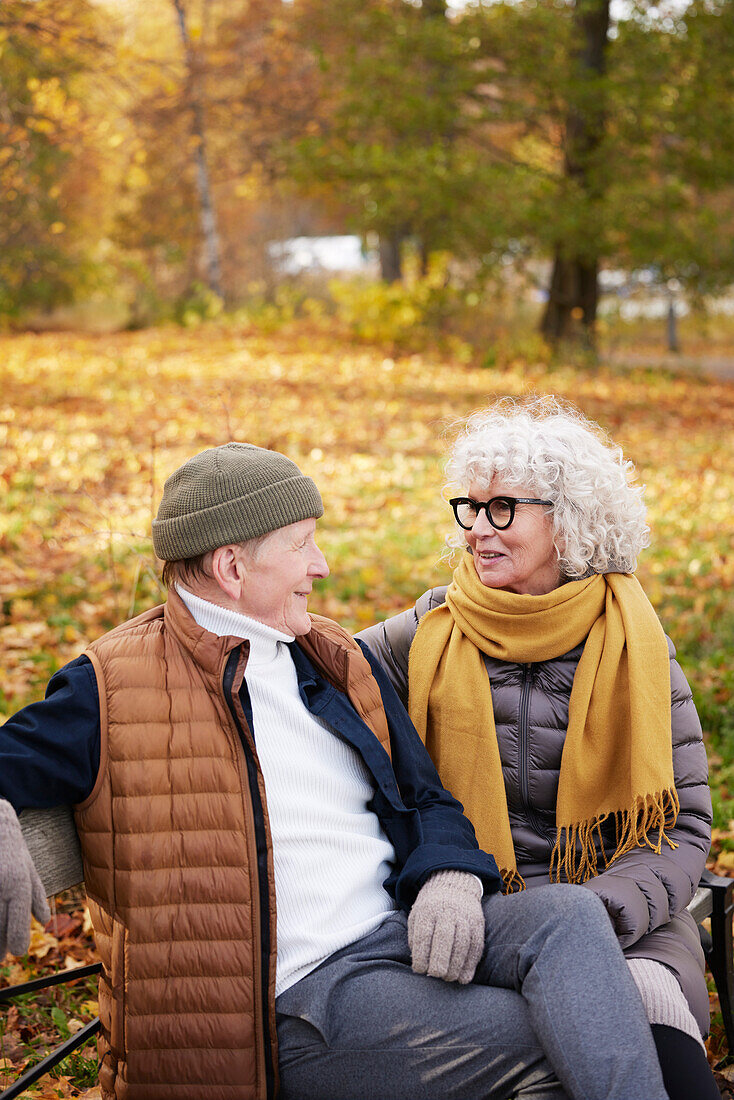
[356,611,415,708]
[582,641,712,948]
[356,588,445,709]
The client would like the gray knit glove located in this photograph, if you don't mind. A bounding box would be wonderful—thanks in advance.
[408,870,484,984]
[0,799,50,959]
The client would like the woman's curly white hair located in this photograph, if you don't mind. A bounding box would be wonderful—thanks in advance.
[445,397,650,578]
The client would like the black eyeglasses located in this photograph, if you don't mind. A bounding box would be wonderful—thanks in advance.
[449,496,553,531]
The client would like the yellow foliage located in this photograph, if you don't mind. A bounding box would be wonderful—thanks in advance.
[713,850,734,875]
[28,919,58,960]
[0,321,731,729]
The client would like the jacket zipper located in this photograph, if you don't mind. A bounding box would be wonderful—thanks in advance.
[518,664,553,848]
[223,649,276,1100]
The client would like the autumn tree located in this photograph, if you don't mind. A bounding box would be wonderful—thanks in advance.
[539,0,610,344]
[606,0,734,298]
[114,0,326,305]
[113,0,214,305]
[536,0,734,343]
[466,0,734,344]
[290,0,502,282]
[171,0,223,297]
[0,0,111,318]
[288,0,734,344]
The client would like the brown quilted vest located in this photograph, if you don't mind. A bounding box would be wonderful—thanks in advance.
[76,589,391,1100]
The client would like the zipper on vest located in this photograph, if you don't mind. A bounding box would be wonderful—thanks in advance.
[518,664,553,849]
[223,649,276,1100]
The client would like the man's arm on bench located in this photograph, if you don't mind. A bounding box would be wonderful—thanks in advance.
[18,804,84,897]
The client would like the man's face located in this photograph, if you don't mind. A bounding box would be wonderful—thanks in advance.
[238,518,329,636]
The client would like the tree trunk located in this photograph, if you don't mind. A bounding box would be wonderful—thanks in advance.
[172,0,224,299]
[416,0,449,272]
[541,256,599,345]
[541,0,610,347]
[667,295,680,353]
[379,234,403,282]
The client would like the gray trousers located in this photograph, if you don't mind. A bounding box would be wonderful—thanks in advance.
[275,883,669,1100]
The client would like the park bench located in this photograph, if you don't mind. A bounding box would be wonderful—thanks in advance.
[1,807,733,1099]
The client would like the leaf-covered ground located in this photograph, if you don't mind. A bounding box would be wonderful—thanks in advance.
[1,321,734,1092]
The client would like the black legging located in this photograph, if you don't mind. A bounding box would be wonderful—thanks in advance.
[651,1024,720,1100]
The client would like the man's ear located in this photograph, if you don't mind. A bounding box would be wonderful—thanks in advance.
[210,545,247,603]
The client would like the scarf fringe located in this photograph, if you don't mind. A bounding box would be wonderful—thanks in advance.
[549,787,680,885]
[501,867,526,894]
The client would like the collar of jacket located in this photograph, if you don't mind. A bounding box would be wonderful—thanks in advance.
[163,586,249,679]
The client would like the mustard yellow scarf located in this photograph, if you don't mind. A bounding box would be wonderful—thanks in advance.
[408,554,679,891]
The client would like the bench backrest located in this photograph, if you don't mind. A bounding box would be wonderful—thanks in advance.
[19,805,84,897]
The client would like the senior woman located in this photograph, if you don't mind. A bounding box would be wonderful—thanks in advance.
[358,398,717,1100]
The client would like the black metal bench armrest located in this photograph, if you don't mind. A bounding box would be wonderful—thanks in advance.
[692,868,734,1053]
[0,964,101,1100]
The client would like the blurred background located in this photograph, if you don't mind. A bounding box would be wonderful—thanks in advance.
[2,0,733,358]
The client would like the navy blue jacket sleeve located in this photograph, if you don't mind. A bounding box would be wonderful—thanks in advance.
[0,656,100,812]
[359,643,501,908]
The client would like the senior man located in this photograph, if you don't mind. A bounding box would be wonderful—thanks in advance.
[0,443,669,1100]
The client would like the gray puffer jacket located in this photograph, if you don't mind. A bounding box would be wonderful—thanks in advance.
[357,586,713,1034]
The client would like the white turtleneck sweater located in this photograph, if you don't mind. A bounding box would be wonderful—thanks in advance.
[177,587,397,996]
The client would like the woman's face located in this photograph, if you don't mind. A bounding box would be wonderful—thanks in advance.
[464,479,561,595]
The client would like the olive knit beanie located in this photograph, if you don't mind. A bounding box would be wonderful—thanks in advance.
[152,442,323,561]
